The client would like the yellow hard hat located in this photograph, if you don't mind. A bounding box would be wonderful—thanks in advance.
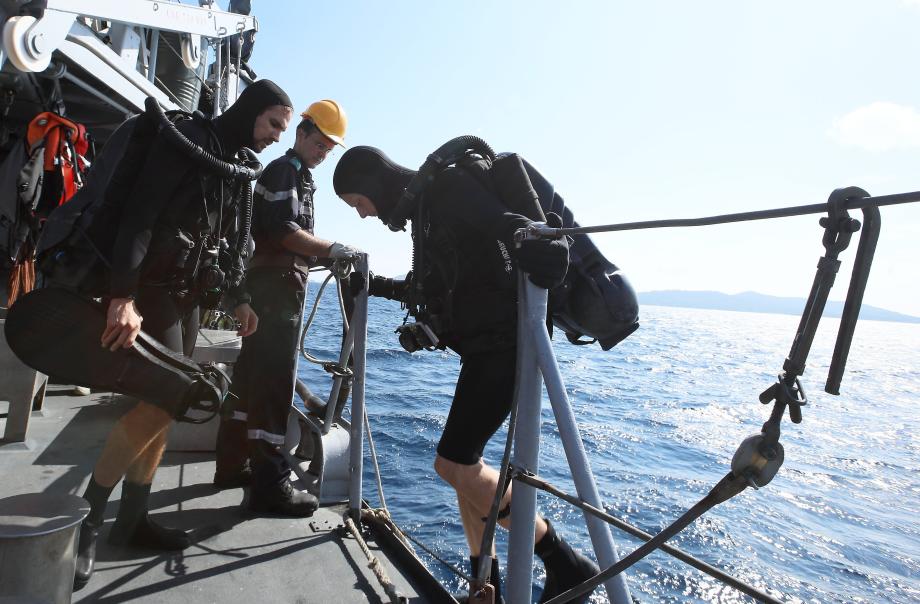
[302,99,347,146]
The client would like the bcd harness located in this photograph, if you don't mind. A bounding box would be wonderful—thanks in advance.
[386,135,640,353]
[0,111,92,305]
[35,97,263,307]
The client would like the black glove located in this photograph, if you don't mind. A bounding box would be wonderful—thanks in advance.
[502,212,569,289]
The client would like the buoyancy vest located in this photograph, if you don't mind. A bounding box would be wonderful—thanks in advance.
[417,149,640,350]
[35,110,205,295]
[35,100,261,302]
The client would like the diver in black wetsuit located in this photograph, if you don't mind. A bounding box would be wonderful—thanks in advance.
[73,80,294,590]
[332,146,600,603]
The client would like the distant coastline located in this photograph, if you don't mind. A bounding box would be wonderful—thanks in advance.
[639,290,920,324]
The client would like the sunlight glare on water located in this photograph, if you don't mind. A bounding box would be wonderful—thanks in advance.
[298,289,919,603]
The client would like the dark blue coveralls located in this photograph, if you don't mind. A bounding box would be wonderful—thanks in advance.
[215,148,315,489]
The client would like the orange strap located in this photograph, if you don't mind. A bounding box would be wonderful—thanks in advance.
[25,112,86,172]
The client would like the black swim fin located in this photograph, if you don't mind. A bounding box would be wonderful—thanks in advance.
[4,287,227,421]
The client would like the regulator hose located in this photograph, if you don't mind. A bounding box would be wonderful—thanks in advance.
[144,97,263,182]
[386,135,495,232]
[146,98,263,290]
[234,147,259,256]
[228,175,254,287]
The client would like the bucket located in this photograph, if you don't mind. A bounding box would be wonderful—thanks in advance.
[0,493,90,604]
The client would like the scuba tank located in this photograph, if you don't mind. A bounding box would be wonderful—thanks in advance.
[393,136,639,350]
[514,154,639,349]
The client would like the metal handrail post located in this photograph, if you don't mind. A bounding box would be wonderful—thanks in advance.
[147,29,159,83]
[322,311,357,434]
[525,278,632,604]
[826,205,881,394]
[507,274,545,603]
[348,254,370,522]
[212,34,222,117]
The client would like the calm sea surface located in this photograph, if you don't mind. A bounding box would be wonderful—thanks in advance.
[297,287,920,604]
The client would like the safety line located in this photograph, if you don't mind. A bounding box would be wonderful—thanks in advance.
[550,190,920,237]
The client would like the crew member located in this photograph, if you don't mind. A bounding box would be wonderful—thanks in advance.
[214,100,357,516]
[74,80,294,589]
[332,146,600,603]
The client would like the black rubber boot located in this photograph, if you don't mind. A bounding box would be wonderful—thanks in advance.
[536,520,600,604]
[455,556,504,604]
[74,475,115,591]
[248,478,318,517]
[107,482,191,550]
[468,555,504,604]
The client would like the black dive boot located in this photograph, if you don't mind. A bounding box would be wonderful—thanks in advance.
[74,476,115,590]
[107,482,191,550]
[536,520,600,604]
[456,555,504,604]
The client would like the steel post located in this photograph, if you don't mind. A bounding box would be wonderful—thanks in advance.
[826,205,881,394]
[348,255,370,522]
[212,33,221,116]
[147,28,159,83]
[507,274,545,604]
[526,279,632,604]
[322,308,357,434]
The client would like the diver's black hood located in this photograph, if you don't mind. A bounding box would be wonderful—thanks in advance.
[213,79,292,154]
[333,146,416,223]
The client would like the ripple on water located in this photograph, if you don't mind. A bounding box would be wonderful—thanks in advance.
[306,290,920,603]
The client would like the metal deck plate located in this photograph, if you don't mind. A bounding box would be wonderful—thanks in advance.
[0,385,430,603]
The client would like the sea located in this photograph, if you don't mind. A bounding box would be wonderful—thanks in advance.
[296,284,920,604]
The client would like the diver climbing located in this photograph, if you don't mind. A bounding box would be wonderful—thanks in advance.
[333,141,629,603]
[378,135,639,353]
[4,79,294,590]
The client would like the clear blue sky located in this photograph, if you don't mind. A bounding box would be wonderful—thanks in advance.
[232,1,920,317]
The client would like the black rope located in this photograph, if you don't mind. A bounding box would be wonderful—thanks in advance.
[474,273,529,592]
[549,190,920,237]
[544,472,758,604]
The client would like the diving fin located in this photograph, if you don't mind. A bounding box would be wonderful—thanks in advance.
[4,287,228,420]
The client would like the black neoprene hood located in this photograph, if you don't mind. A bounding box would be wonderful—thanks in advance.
[333,146,415,222]
[214,79,292,152]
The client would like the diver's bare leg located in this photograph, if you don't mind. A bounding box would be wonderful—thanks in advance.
[436,455,549,544]
[93,401,173,487]
[124,425,169,484]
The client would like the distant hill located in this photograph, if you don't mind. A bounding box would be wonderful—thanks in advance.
[639,290,920,323]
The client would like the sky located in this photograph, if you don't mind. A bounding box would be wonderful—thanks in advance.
[226,1,920,317]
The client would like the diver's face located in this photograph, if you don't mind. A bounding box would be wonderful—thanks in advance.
[297,129,336,169]
[252,105,292,152]
[339,193,378,219]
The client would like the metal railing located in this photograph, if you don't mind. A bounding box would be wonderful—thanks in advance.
[338,186,917,603]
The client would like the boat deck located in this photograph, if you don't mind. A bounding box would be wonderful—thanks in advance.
[1,385,447,603]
